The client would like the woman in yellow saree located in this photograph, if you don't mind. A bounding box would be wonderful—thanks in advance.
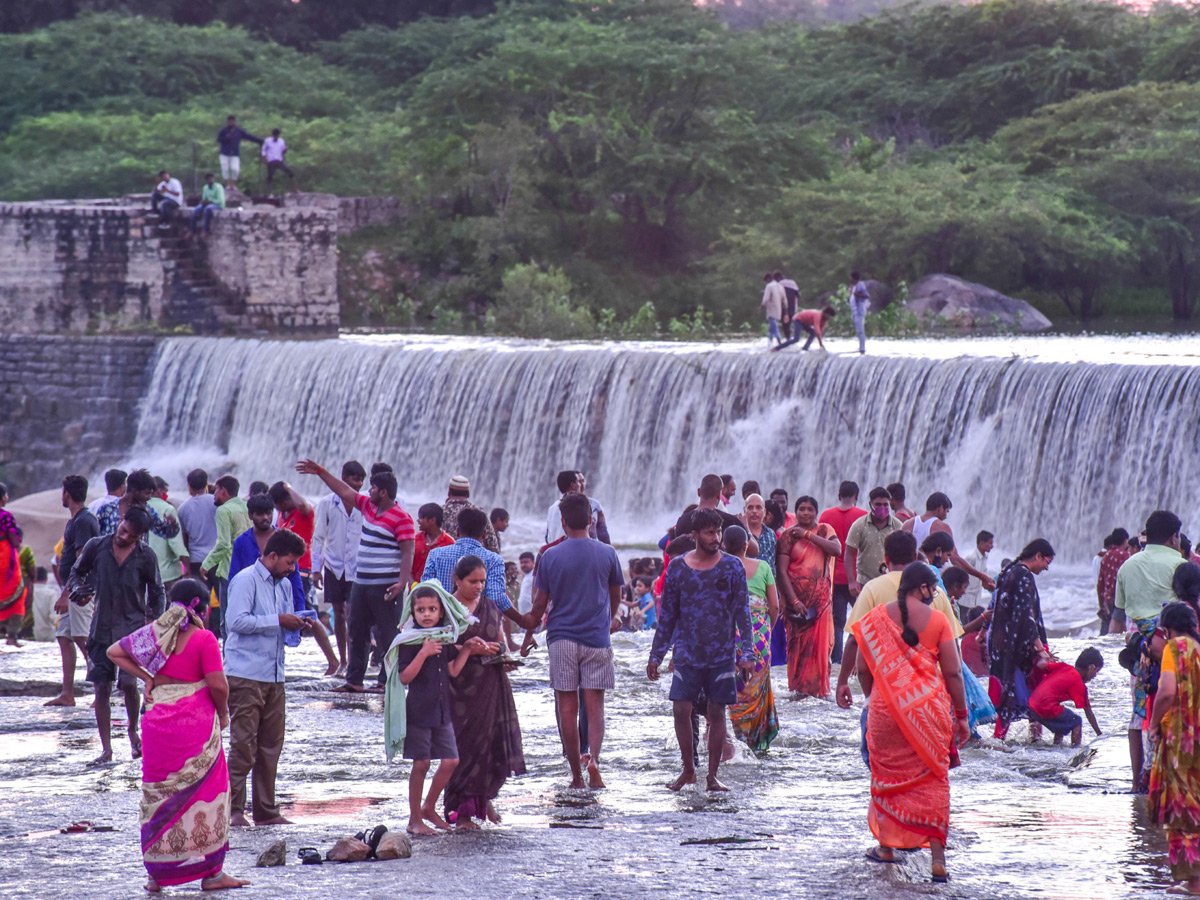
[851,562,970,883]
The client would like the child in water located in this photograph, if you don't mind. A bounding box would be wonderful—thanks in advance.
[1028,647,1104,747]
[395,585,485,835]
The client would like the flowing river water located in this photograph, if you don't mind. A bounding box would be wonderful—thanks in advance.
[3,333,1197,897]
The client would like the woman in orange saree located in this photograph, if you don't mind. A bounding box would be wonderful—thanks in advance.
[776,496,840,697]
[851,562,970,883]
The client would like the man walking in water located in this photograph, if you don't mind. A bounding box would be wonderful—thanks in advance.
[69,508,163,765]
[818,481,864,664]
[45,475,99,708]
[522,493,624,789]
[903,492,994,591]
[648,509,752,792]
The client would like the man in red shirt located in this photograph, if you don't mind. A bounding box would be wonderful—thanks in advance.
[1029,648,1103,746]
[818,480,865,664]
[794,306,836,351]
[269,481,315,598]
[412,502,454,583]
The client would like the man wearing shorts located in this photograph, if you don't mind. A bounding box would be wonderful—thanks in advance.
[522,492,623,790]
[647,508,752,793]
[68,508,163,766]
[216,115,262,190]
[45,475,100,708]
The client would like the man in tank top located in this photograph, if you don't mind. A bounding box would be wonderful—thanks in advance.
[903,492,994,591]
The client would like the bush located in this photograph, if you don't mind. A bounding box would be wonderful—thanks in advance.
[493,264,595,340]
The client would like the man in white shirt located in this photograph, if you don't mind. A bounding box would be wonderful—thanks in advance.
[761,271,786,348]
[959,529,994,617]
[261,128,296,192]
[545,470,610,544]
[151,169,184,222]
[88,468,126,516]
[311,460,366,677]
[516,552,535,615]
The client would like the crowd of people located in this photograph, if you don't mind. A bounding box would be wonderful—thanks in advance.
[4,461,1200,892]
[147,114,298,240]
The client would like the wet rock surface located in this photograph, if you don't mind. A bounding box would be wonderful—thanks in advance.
[0,612,1175,898]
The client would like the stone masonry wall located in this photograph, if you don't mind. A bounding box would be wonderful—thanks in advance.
[203,206,339,331]
[0,335,159,497]
[0,204,166,333]
[0,200,343,335]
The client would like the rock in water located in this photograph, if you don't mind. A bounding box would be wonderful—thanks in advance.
[327,837,371,862]
[905,274,1052,333]
[374,831,413,860]
[255,840,287,867]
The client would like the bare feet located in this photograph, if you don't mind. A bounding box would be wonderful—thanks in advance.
[587,759,605,789]
[229,813,251,828]
[721,738,736,762]
[255,816,293,826]
[44,694,76,707]
[455,818,480,831]
[334,663,347,678]
[144,878,161,892]
[324,659,339,677]
[567,777,587,790]
[87,749,113,767]
[131,736,142,760]
[706,775,730,792]
[201,873,249,891]
[485,801,502,825]
[667,771,697,792]
[407,821,437,836]
[421,804,451,830]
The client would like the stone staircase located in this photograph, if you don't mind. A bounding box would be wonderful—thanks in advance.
[140,211,237,333]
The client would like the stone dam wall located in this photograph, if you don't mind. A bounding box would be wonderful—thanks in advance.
[0,194,402,337]
[0,335,159,497]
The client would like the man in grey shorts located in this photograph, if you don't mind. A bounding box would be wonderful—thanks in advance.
[520,492,623,790]
[45,475,99,708]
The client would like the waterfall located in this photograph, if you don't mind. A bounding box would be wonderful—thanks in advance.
[130,336,1200,559]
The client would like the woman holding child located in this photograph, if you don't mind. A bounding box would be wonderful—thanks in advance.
[444,555,526,829]
[851,562,970,883]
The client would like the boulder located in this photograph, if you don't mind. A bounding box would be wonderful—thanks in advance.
[255,840,287,867]
[905,274,1051,333]
[374,831,413,860]
[326,837,371,863]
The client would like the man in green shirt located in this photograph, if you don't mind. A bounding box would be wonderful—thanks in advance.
[201,475,252,637]
[1110,509,1185,789]
[189,172,226,239]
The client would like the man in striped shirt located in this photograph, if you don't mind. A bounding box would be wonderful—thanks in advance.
[296,459,415,693]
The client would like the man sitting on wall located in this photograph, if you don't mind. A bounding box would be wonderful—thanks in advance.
[188,173,225,240]
[151,170,183,222]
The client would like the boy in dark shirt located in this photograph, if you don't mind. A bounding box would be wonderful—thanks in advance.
[396,585,480,834]
[1029,647,1103,746]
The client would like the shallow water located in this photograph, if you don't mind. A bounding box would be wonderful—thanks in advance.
[0,605,1174,899]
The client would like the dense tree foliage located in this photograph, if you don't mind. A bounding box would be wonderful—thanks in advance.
[4,0,1200,331]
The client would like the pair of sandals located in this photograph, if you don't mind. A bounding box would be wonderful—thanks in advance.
[353,825,389,859]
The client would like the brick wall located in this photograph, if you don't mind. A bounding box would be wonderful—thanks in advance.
[0,335,159,497]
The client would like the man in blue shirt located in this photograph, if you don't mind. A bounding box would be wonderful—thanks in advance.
[648,508,752,793]
[228,493,337,675]
[224,529,310,827]
[423,508,526,629]
[217,115,262,190]
[520,493,624,790]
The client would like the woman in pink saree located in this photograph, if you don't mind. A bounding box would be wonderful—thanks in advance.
[107,580,247,892]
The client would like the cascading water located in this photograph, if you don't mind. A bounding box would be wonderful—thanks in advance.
[130,335,1200,559]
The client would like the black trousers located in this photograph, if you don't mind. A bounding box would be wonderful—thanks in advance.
[831,583,853,664]
[346,582,398,687]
